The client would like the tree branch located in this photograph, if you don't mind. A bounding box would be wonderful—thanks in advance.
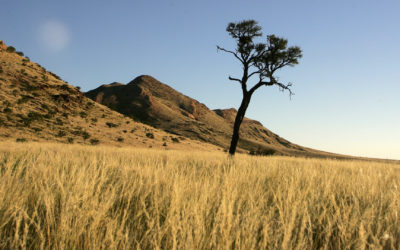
[248,77,293,98]
[248,81,273,95]
[275,81,294,98]
[248,70,260,79]
[228,76,242,83]
[217,46,244,63]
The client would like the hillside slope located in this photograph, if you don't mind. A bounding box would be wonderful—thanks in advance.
[0,40,220,151]
[86,75,328,156]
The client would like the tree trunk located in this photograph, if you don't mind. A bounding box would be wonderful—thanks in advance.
[229,94,251,155]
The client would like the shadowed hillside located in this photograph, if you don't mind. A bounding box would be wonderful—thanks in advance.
[0,40,220,151]
[86,75,340,157]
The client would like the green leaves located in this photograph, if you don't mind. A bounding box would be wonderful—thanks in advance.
[218,19,302,95]
[226,20,262,39]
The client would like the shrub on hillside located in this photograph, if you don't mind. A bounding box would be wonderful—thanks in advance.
[117,137,124,142]
[171,137,180,143]
[27,112,43,121]
[57,130,66,137]
[90,138,100,145]
[249,148,276,156]
[146,132,154,139]
[17,95,33,104]
[55,118,64,125]
[106,122,118,128]
[16,138,27,142]
[32,127,42,132]
[82,131,90,140]
[6,46,16,53]
[3,107,12,113]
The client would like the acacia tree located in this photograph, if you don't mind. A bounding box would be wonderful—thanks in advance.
[217,20,302,155]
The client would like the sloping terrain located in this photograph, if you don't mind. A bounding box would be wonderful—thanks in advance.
[0,40,220,151]
[86,75,331,156]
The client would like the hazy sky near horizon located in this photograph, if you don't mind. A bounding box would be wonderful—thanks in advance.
[1,0,399,159]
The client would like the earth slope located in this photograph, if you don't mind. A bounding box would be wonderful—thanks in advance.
[0,40,219,151]
[86,75,323,156]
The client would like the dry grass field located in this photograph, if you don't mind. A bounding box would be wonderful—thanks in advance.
[0,142,399,249]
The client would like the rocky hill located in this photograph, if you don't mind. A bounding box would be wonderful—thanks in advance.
[0,41,220,151]
[86,75,332,156]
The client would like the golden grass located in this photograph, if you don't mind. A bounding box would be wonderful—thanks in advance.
[0,142,399,249]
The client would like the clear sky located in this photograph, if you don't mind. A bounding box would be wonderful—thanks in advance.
[1,0,399,160]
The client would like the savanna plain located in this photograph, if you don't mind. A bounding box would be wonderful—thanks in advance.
[0,142,399,249]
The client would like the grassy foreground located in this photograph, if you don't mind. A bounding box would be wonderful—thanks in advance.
[0,142,399,249]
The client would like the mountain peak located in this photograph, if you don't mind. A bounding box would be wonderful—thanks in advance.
[128,75,157,85]
[108,82,124,87]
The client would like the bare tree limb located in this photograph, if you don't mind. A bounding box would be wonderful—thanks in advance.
[217,46,244,63]
[248,81,273,95]
[248,70,260,79]
[275,81,294,98]
[228,76,242,83]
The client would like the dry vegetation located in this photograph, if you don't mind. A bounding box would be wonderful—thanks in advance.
[0,44,218,151]
[0,142,399,249]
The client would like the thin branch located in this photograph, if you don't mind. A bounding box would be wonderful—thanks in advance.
[228,76,242,83]
[217,46,244,63]
[275,81,294,99]
[248,70,260,79]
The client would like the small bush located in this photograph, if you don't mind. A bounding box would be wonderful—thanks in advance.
[3,107,12,113]
[106,122,118,128]
[32,127,42,132]
[16,51,24,56]
[27,111,43,121]
[79,112,87,118]
[67,137,74,144]
[17,95,33,104]
[91,118,98,123]
[171,137,180,143]
[57,130,66,137]
[146,133,154,139]
[86,102,94,109]
[163,142,167,147]
[249,148,276,156]
[16,138,27,142]
[55,118,63,126]
[90,139,100,145]
[117,137,124,142]
[82,131,90,140]
[6,46,16,53]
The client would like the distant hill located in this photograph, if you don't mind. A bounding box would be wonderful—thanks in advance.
[86,75,335,157]
[0,40,220,151]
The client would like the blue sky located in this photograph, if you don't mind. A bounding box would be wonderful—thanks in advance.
[1,0,399,159]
